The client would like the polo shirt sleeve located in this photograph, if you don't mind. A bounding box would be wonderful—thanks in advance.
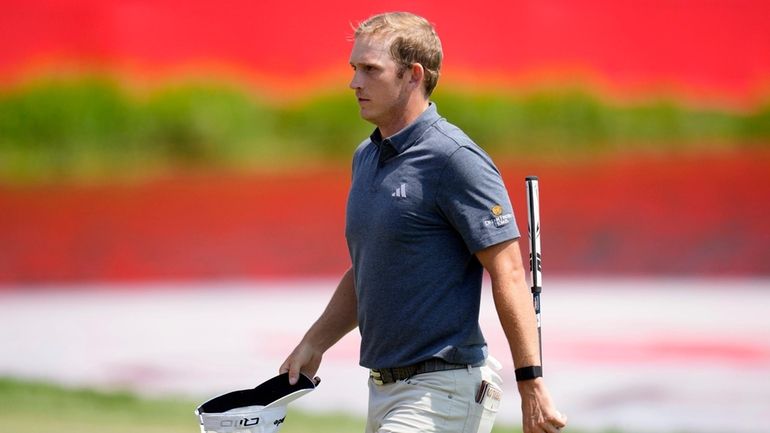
[436,146,520,253]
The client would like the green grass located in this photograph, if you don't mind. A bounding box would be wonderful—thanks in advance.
[1,75,768,183]
[0,376,194,433]
[0,376,559,433]
[0,376,365,433]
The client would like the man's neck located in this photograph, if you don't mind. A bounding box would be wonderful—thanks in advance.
[379,99,430,138]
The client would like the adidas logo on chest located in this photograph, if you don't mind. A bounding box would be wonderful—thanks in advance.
[391,183,407,198]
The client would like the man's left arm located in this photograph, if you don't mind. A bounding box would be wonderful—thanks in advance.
[476,238,568,433]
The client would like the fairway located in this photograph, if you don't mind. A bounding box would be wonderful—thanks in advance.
[0,377,539,433]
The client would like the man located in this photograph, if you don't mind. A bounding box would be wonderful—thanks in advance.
[280,12,567,433]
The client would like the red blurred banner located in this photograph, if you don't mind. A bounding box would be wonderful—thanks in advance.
[1,152,768,284]
[2,1,770,104]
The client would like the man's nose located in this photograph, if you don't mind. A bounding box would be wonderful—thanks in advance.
[349,71,362,90]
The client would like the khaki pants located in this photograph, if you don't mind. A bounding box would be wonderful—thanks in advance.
[365,358,503,433]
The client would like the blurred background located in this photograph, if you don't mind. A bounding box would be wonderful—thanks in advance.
[1,1,769,432]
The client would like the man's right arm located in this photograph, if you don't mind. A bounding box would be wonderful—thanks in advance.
[279,267,358,385]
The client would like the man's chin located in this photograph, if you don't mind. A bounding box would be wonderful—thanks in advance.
[359,108,377,124]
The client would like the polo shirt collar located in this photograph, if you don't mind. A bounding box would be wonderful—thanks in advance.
[370,103,441,161]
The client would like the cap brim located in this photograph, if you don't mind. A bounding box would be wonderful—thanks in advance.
[263,373,316,408]
[197,373,316,414]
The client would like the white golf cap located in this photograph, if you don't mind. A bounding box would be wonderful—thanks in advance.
[195,373,317,433]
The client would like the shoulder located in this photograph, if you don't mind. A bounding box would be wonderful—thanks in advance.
[425,120,498,177]
[423,118,473,153]
[424,118,495,165]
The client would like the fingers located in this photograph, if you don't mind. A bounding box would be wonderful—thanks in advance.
[525,408,567,433]
[288,361,302,385]
[538,411,567,433]
[551,411,567,428]
[278,355,300,385]
[542,425,560,433]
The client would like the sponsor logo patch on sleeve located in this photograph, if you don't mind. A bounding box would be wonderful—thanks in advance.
[484,204,513,228]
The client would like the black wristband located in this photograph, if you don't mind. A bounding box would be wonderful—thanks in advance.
[515,366,543,382]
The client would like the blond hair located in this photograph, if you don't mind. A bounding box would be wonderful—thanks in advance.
[354,12,443,96]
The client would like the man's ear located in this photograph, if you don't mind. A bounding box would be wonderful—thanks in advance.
[409,63,425,88]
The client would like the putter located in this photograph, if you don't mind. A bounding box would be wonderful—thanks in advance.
[526,176,543,367]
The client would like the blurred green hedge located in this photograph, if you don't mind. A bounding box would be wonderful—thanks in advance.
[0,76,768,182]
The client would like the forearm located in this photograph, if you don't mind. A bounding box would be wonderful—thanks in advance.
[279,268,357,383]
[302,267,358,353]
[476,239,541,369]
[491,262,541,369]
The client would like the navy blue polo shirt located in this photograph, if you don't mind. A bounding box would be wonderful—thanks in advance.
[345,103,520,369]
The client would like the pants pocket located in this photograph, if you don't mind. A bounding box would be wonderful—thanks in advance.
[464,379,502,433]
